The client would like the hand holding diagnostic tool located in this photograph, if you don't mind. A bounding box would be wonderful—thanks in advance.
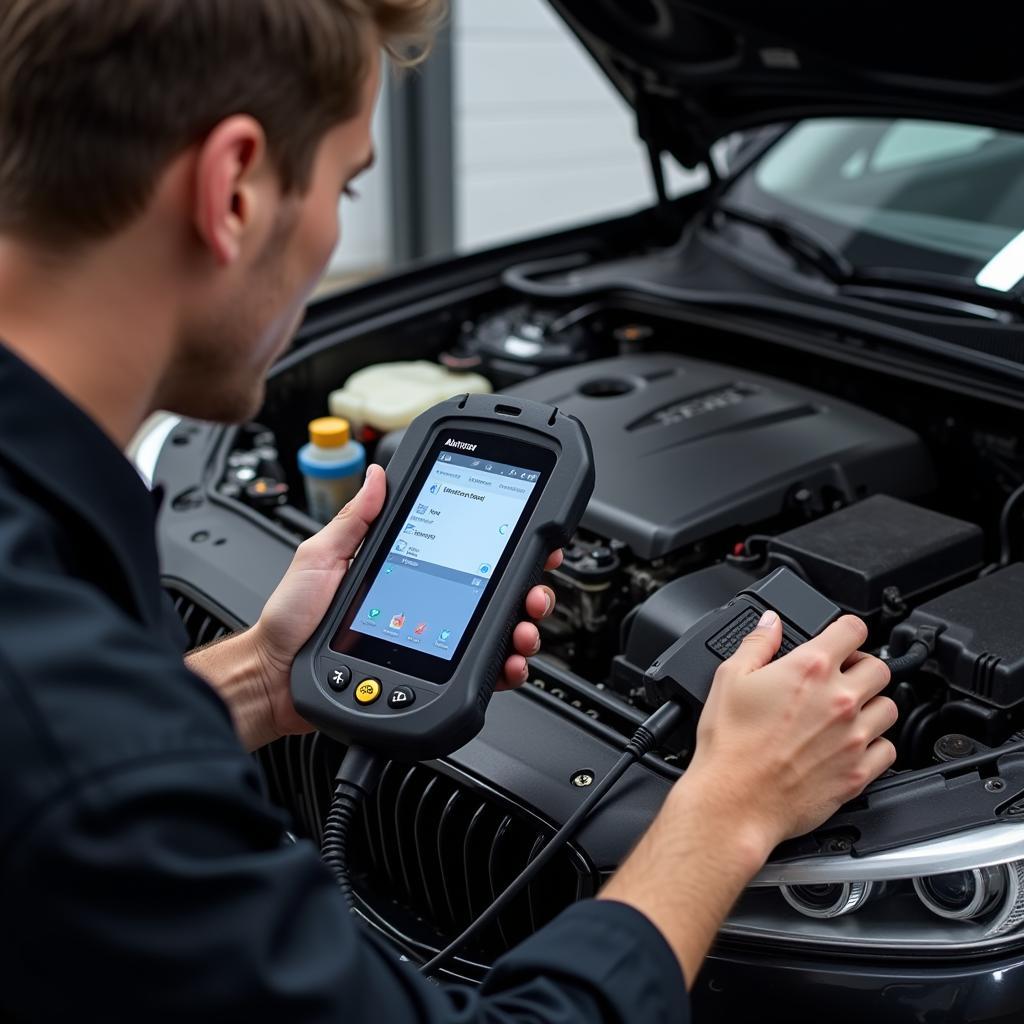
[292,393,594,761]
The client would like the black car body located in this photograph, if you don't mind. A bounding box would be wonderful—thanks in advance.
[146,4,1024,1020]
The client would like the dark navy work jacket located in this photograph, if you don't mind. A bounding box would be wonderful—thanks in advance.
[0,342,688,1022]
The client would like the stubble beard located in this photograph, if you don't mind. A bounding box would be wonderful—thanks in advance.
[160,207,305,424]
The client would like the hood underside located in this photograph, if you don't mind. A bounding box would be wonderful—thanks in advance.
[548,0,1024,166]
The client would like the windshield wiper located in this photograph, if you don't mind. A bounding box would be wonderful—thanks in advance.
[709,201,1022,321]
[709,201,854,283]
[840,265,1021,320]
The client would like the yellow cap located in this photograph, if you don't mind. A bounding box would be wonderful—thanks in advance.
[309,416,350,448]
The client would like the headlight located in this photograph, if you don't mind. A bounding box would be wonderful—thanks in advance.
[914,863,1024,936]
[913,867,1005,920]
[723,823,1024,952]
[781,881,880,919]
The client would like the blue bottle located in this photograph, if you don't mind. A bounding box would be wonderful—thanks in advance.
[298,417,366,524]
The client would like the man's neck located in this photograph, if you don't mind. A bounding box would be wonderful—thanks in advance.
[0,236,176,450]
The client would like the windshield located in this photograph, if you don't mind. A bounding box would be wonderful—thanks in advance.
[726,118,1024,293]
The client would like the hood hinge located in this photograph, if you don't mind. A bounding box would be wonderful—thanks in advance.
[635,90,716,218]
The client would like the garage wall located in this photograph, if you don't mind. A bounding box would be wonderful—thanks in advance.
[452,0,704,252]
[326,78,391,279]
[323,0,709,284]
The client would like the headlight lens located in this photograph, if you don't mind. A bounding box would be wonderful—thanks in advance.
[913,867,1004,921]
[914,862,1024,936]
[781,881,879,919]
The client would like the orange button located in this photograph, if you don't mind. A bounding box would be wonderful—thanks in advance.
[354,678,382,705]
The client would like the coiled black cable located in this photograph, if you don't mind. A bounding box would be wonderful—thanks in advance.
[321,747,384,912]
[321,785,363,909]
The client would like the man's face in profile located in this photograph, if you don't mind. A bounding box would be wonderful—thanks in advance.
[167,51,381,426]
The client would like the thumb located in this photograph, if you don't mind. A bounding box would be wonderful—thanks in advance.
[299,464,387,567]
[726,609,783,675]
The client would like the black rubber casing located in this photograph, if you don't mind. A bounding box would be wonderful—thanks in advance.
[292,394,594,760]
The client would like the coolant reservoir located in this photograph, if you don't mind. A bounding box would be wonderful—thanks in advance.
[328,361,491,433]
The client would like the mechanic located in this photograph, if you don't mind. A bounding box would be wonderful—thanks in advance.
[0,2,899,1021]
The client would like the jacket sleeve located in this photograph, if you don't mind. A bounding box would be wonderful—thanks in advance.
[0,751,689,1024]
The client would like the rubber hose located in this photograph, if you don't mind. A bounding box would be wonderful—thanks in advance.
[883,640,930,679]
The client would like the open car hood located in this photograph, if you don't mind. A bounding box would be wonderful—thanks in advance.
[548,0,1024,167]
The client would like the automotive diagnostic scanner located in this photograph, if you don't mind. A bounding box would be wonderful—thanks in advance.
[292,394,594,762]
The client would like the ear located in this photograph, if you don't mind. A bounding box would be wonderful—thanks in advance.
[192,115,271,266]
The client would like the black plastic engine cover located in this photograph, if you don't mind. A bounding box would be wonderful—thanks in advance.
[767,494,985,623]
[505,353,933,559]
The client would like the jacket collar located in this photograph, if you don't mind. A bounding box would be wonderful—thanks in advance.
[0,342,164,626]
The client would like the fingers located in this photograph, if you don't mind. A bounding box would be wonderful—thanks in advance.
[858,736,898,790]
[843,652,892,703]
[512,621,541,658]
[298,465,387,568]
[841,649,871,672]
[545,549,564,572]
[725,610,783,674]
[803,615,868,667]
[524,585,555,621]
[501,582,556,691]
[858,694,899,740]
[499,653,529,691]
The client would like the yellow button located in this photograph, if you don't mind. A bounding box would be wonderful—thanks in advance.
[354,678,382,705]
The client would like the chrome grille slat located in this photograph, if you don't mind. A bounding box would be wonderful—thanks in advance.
[488,816,515,950]
[525,834,545,934]
[436,789,466,932]
[394,765,424,904]
[413,776,444,924]
[374,762,400,891]
[163,586,236,650]
[463,803,493,927]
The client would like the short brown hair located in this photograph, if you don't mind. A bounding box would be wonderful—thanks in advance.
[0,0,443,246]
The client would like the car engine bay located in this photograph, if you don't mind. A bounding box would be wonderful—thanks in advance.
[221,303,1024,777]
[156,281,1024,971]
[505,351,1024,776]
